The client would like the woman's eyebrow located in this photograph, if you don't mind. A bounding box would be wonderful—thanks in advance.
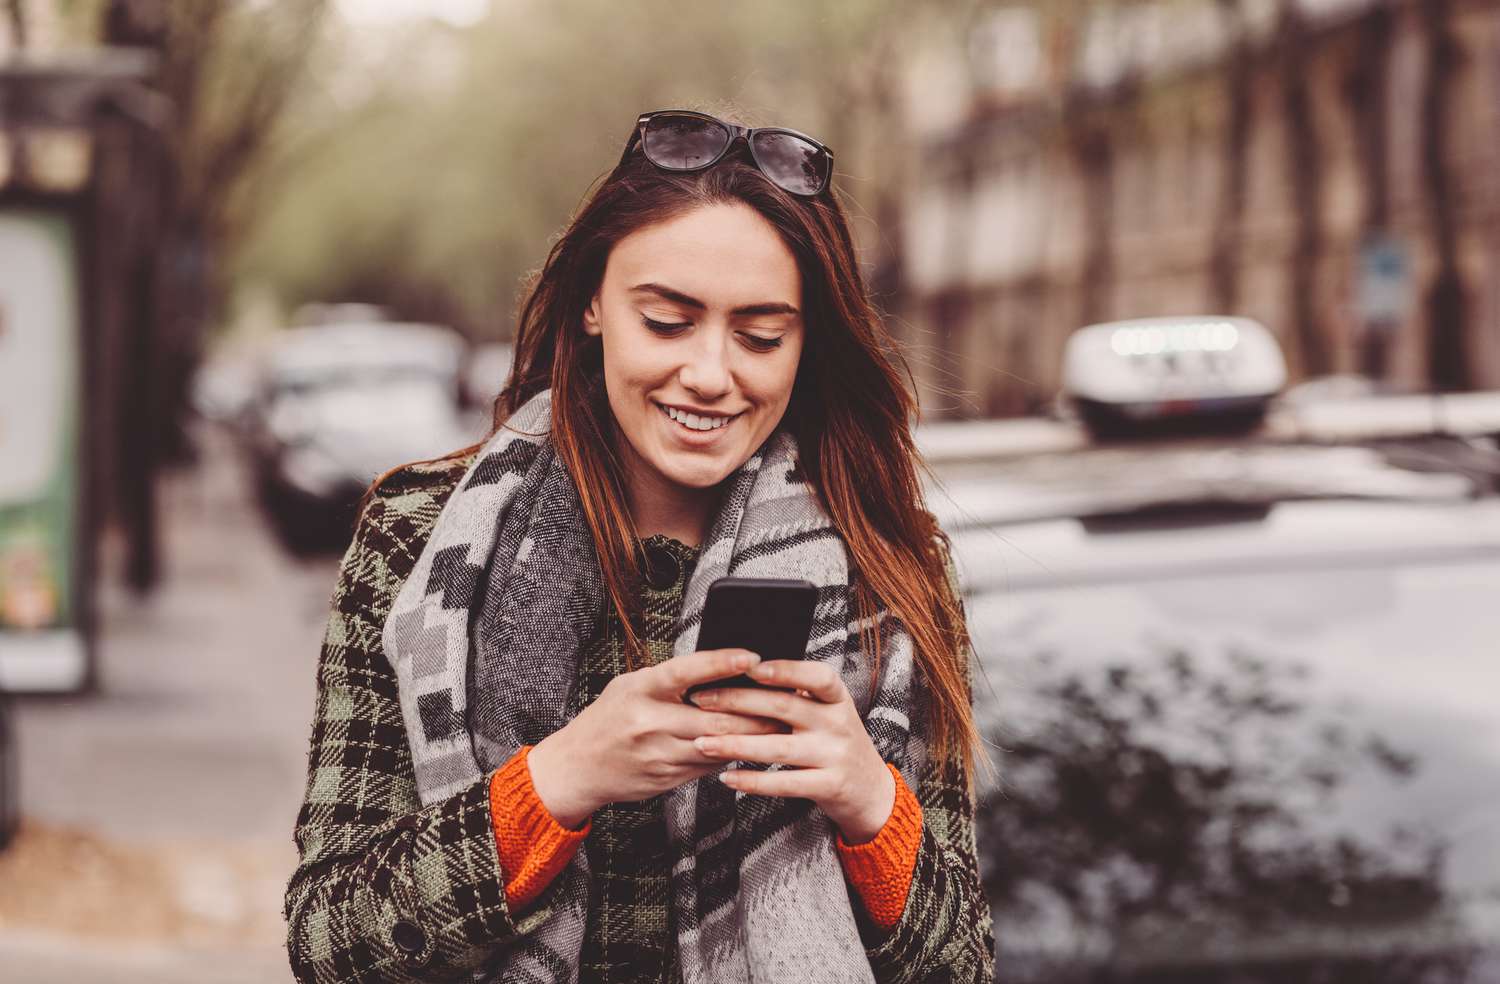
[629,282,799,317]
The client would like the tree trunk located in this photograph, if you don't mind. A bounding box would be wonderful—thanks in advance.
[1279,3,1333,378]
[1418,0,1469,391]
[1072,118,1115,327]
[1345,3,1397,381]
[1348,5,1395,232]
[102,0,172,591]
[1210,0,1253,314]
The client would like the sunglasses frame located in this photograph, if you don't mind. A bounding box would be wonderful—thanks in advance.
[617,109,835,197]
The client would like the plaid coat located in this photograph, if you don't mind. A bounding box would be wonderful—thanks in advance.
[283,453,996,983]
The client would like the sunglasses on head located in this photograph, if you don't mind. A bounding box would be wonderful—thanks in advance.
[618,109,835,198]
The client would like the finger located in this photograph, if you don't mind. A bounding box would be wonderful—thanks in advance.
[650,648,760,698]
[745,660,846,704]
[660,736,733,768]
[718,766,828,800]
[690,684,820,730]
[693,732,823,769]
[660,704,786,740]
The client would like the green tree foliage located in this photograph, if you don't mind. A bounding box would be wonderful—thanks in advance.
[232,0,960,339]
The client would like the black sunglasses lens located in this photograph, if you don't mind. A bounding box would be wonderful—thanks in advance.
[750,131,830,195]
[642,116,730,170]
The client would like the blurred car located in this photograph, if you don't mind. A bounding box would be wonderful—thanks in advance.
[1062,316,1287,439]
[189,350,259,428]
[457,340,515,440]
[290,301,393,327]
[244,321,473,553]
[463,341,514,410]
[920,320,1500,982]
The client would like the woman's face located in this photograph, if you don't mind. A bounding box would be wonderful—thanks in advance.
[583,201,805,497]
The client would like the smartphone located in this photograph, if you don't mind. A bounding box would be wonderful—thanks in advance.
[681,577,818,705]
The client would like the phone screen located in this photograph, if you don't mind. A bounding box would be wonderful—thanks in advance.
[681,577,817,704]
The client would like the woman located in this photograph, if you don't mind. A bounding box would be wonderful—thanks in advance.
[284,108,995,984]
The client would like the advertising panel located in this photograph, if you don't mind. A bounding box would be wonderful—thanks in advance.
[0,207,88,692]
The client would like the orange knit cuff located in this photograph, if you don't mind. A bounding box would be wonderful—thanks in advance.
[834,762,923,930]
[488,745,591,913]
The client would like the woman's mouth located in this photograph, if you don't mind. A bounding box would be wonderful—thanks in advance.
[654,401,743,436]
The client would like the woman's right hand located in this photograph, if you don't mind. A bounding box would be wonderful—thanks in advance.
[525,648,782,829]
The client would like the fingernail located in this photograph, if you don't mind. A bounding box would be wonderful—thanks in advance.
[694,737,715,752]
[735,652,757,670]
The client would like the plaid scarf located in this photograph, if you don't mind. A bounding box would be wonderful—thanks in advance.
[383,388,928,983]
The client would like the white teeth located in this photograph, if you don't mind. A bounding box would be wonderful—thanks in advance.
[660,404,734,431]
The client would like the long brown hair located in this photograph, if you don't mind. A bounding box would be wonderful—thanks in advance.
[363,129,986,783]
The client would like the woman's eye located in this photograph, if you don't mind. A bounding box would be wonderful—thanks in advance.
[642,316,690,335]
[741,333,783,352]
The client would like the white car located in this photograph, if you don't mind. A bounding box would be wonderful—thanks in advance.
[243,322,474,553]
[919,321,1500,981]
[1062,316,1287,438]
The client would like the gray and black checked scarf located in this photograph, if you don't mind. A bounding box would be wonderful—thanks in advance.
[383,388,929,983]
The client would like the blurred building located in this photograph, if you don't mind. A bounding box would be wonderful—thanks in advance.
[899,0,1500,417]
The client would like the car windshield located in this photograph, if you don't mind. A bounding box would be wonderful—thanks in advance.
[269,363,450,399]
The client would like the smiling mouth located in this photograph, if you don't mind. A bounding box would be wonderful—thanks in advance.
[654,402,743,433]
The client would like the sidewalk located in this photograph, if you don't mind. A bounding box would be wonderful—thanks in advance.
[0,424,341,982]
[2,928,294,984]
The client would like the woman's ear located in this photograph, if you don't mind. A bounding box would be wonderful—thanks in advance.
[582,294,603,337]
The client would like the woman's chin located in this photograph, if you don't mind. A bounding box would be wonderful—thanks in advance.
[653,451,738,491]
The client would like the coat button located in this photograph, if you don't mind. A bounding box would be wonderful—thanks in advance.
[391,918,427,956]
[643,544,681,591]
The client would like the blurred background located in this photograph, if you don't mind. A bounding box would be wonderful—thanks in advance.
[2,0,1499,981]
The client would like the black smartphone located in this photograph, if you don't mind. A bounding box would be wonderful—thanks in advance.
[681,577,818,705]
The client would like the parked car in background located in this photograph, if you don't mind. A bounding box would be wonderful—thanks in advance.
[243,321,473,554]
[458,340,514,439]
[919,319,1500,983]
[290,301,393,327]
[1062,316,1287,439]
[463,341,514,410]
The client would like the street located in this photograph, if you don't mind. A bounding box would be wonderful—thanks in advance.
[0,424,340,982]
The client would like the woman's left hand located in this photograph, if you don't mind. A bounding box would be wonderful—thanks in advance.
[688,659,896,845]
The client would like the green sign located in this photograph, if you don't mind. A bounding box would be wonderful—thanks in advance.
[0,207,87,691]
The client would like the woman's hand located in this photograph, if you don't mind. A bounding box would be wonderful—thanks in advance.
[687,660,897,845]
[526,648,784,828]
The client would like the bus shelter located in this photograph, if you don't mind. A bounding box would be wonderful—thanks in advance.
[0,50,165,695]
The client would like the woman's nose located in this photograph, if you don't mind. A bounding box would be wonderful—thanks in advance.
[678,327,733,399]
